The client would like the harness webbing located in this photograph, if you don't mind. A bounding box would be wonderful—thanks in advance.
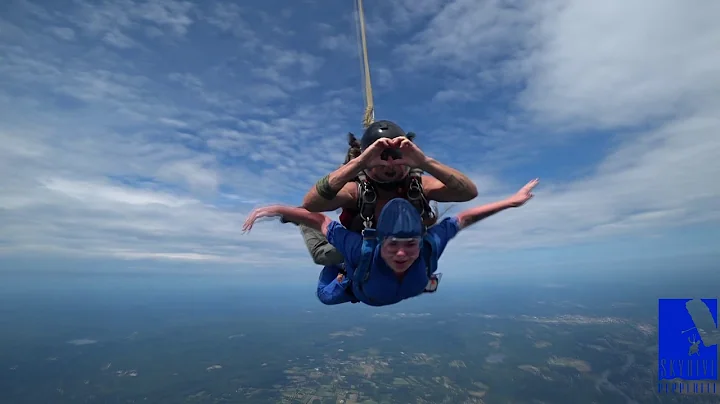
[355,171,377,229]
[355,173,435,231]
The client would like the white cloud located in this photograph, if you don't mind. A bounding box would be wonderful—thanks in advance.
[396,0,720,253]
[450,113,720,250]
[102,29,137,48]
[319,33,356,55]
[41,178,196,207]
[518,0,720,130]
[201,2,256,41]
[46,26,75,41]
[155,158,220,192]
[373,66,394,89]
[396,0,530,70]
[388,0,447,29]
[0,0,367,270]
[72,0,194,42]
[432,89,473,103]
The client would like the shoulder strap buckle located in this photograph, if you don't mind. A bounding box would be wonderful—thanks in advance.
[356,172,377,229]
[361,228,377,239]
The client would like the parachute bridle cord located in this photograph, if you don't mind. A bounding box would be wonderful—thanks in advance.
[355,0,374,128]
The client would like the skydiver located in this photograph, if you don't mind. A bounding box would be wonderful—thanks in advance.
[293,120,479,268]
[243,177,539,306]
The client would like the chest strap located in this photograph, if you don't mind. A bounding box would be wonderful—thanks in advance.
[356,172,377,229]
[355,170,435,231]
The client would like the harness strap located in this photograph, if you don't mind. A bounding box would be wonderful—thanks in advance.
[339,262,360,304]
[421,235,442,294]
[349,171,441,303]
[355,170,434,229]
[351,228,378,304]
[407,168,436,223]
[356,172,376,229]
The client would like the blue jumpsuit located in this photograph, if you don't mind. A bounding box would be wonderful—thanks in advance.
[316,217,460,306]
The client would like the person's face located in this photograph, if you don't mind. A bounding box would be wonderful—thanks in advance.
[380,237,421,273]
[365,144,409,183]
[367,165,409,183]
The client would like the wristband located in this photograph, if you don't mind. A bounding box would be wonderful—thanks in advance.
[316,175,338,200]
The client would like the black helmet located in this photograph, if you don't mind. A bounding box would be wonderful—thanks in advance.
[359,120,411,187]
[360,120,407,150]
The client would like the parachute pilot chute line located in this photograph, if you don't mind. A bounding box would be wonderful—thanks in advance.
[355,0,375,128]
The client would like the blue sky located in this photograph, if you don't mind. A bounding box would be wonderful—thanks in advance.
[1,0,719,280]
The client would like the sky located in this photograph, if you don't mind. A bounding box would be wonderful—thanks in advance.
[1,0,719,280]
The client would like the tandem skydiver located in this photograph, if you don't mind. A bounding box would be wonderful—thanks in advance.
[292,120,479,269]
[243,177,539,306]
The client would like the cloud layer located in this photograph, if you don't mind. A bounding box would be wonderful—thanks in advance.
[1,0,718,273]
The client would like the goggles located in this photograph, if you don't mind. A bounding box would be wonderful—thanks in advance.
[382,236,422,251]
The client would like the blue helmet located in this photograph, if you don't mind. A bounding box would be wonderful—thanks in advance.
[376,198,424,240]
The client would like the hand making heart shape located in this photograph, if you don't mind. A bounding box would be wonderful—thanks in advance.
[391,137,428,168]
[358,137,428,169]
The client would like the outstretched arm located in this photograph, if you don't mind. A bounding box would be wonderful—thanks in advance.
[455,179,538,230]
[456,199,513,230]
[243,204,364,267]
[243,205,333,236]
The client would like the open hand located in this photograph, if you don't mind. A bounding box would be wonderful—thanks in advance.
[242,205,281,233]
[506,178,539,207]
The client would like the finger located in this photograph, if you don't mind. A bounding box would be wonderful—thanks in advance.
[375,139,395,154]
[243,208,266,228]
[242,213,254,227]
[366,139,385,153]
[523,179,539,190]
[241,216,256,232]
[377,138,393,148]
